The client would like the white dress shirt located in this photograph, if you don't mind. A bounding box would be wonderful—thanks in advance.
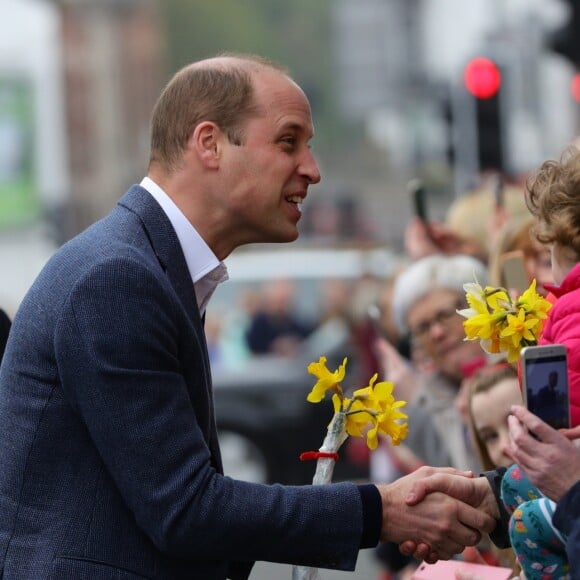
[140,177,228,314]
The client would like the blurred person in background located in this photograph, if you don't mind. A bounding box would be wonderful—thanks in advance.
[390,253,490,473]
[347,273,386,383]
[404,175,529,267]
[244,277,314,357]
[0,53,498,579]
[366,256,491,580]
[487,216,554,297]
[215,288,259,369]
[304,277,357,368]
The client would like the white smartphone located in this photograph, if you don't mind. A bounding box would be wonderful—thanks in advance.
[521,344,570,430]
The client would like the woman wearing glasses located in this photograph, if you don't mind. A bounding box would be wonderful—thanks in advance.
[389,253,490,473]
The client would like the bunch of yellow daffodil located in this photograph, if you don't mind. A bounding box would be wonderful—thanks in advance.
[294,356,409,580]
[457,279,552,363]
[306,356,408,449]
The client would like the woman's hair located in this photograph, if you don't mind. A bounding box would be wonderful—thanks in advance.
[525,145,580,258]
[467,361,518,471]
[488,217,538,287]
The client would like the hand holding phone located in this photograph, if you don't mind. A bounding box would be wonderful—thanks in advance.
[521,344,571,430]
[408,178,428,223]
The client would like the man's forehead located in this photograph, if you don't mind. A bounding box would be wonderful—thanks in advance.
[252,72,311,115]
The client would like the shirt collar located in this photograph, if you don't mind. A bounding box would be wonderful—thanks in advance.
[140,177,228,310]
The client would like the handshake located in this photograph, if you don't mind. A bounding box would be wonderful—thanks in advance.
[376,466,500,563]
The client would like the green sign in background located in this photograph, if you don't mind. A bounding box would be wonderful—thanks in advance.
[0,77,38,228]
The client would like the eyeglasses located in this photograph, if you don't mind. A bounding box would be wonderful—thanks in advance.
[409,300,464,341]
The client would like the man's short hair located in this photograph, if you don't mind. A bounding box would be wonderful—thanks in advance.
[149,54,288,171]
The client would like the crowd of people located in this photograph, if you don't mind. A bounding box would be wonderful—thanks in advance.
[359,148,580,579]
[0,52,579,580]
[208,141,580,579]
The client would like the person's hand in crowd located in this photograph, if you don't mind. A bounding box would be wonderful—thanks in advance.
[374,337,418,401]
[404,217,477,261]
[506,405,580,502]
[396,470,500,562]
[560,422,580,443]
[377,466,497,563]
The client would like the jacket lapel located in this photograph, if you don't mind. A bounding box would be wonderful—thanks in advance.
[119,186,203,327]
[117,186,223,471]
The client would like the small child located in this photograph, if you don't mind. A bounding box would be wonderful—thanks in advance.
[467,362,522,574]
[468,362,523,472]
[525,145,580,425]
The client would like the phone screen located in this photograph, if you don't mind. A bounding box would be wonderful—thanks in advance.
[522,347,570,430]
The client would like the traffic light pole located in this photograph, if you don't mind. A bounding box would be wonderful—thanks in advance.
[449,83,479,197]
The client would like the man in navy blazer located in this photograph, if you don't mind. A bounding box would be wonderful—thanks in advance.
[0,54,498,579]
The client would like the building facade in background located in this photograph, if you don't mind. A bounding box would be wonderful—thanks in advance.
[56,0,164,241]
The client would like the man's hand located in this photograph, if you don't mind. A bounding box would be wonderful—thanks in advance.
[394,468,499,563]
[376,467,496,562]
[507,405,580,502]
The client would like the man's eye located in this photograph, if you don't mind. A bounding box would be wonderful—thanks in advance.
[280,136,297,148]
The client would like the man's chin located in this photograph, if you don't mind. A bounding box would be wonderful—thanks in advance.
[272,228,299,244]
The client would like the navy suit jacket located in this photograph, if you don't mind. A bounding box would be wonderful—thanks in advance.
[0,186,365,579]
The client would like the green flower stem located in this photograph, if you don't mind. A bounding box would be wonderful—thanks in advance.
[346,408,378,418]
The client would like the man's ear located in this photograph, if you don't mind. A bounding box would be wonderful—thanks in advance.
[188,121,223,169]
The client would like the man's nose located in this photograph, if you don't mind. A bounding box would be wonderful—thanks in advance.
[300,149,321,185]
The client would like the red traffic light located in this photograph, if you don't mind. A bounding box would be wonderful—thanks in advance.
[464,57,502,99]
[572,73,580,102]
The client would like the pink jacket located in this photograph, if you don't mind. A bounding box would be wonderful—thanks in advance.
[541,262,580,427]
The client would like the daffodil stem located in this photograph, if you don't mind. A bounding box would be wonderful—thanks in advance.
[311,411,348,485]
[292,412,348,580]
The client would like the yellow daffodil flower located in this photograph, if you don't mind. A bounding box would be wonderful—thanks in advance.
[463,312,501,340]
[501,309,538,347]
[306,356,347,403]
[460,278,552,362]
[518,280,552,319]
[461,282,488,316]
[484,287,511,312]
[307,358,408,450]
